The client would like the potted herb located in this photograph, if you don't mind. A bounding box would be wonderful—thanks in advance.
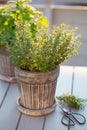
[7,0,82,116]
[0,3,16,82]
[57,93,87,110]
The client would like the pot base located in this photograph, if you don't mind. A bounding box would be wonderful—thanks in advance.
[0,74,16,83]
[17,97,58,116]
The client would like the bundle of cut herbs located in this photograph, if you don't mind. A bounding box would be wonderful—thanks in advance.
[56,93,87,110]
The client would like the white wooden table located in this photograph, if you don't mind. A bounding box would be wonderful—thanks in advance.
[0,66,87,130]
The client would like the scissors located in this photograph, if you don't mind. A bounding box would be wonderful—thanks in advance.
[59,105,86,126]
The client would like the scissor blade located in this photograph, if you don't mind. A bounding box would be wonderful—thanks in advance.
[59,105,69,114]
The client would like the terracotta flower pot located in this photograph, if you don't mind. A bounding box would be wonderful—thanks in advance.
[15,67,60,116]
[0,47,16,82]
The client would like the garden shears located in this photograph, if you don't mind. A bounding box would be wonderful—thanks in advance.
[59,105,86,126]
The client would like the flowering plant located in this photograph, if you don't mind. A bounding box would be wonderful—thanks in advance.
[0,0,48,47]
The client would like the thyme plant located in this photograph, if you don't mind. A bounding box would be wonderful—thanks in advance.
[57,93,87,109]
[6,0,82,72]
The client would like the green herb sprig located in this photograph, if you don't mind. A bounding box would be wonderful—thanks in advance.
[57,93,87,110]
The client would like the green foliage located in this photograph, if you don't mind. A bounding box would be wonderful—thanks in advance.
[0,0,48,46]
[1,0,81,72]
[0,4,15,46]
[7,22,82,72]
[57,93,87,109]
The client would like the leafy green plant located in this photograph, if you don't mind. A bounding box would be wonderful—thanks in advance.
[6,0,82,72]
[0,0,48,47]
[57,93,87,109]
[7,24,81,72]
[0,3,15,46]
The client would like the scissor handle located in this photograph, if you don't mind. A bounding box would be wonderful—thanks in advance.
[59,105,86,126]
[61,114,75,126]
[61,112,86,126]
[70,112,86,125]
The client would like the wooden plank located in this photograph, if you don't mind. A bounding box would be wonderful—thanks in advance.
[73,67,87,98]
[17,115,44,130]
[52,5,87,10]
[0,83,20,130]
[0,80,9,107]
[72,67,87,130]
[56,65,73,96]
[55,0,87,3]
[44,66,73,130]
[44,106,68,130]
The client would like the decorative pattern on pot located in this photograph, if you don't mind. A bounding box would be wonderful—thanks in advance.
[15,67,60,116]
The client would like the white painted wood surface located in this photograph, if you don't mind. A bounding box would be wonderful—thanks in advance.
[18,115,44,130]
[0,81,9,106]
[72,67,87,130]
[0,83,20,130]
[0,66,87,130]
[56,66,73,96]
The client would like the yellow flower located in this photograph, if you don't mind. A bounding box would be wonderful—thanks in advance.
[10,13,15,18]
[4,21,8,26]
[16,10,21,14]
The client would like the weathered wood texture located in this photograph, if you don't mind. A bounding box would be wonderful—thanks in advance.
[0,66,87,130]
[0,47,16,82]
[15,67,60,116]
[32,0,87,3]
[0,47,14,77]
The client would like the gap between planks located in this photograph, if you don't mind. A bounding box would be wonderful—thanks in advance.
[68,66,75,130]
[0,82,10,108]
[15,113,22,130]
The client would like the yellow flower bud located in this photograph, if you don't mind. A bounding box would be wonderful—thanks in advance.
[4,21,8,26]
[16,10,21,14]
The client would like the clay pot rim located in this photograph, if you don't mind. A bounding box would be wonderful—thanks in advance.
[15,66,60,76]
